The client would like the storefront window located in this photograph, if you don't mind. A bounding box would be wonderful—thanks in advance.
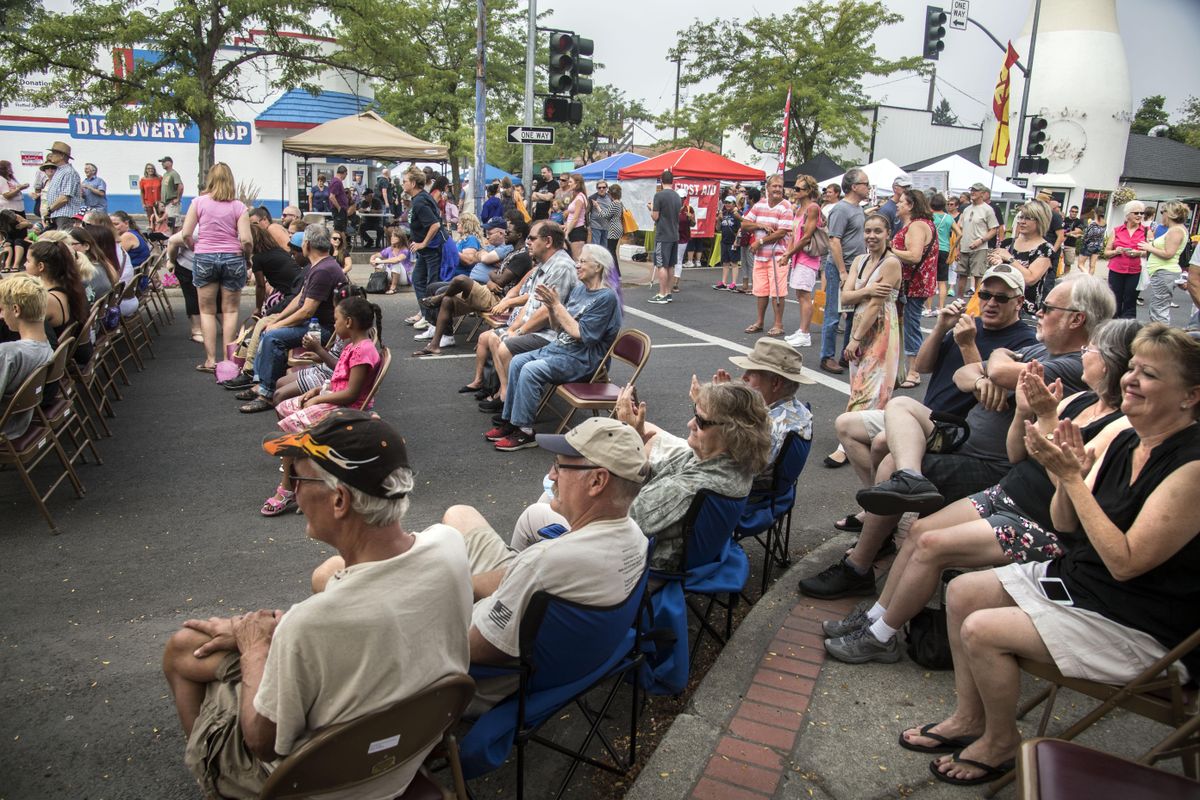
[1081,189,1111,220]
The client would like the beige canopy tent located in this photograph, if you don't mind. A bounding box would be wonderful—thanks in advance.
[282,110,448,161]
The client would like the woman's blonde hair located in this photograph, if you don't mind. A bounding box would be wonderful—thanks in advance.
[203,162,236,202]
[695,382,772,475]
[0,274,49,322]
[1160,201,1188,225]
[457,212,484,240]
[1019,199,1052,237]
[1132,324,1200,415]
[793,174,818,200]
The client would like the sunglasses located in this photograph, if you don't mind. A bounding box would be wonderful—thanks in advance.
[692,406,718,429]
[1039,302,1080,314]
[976,290,1020,304]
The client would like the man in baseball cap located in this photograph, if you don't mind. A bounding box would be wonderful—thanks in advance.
[442,416,649,709]
[164,409,472,798]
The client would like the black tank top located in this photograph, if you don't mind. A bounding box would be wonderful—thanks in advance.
[998,392,1124,532]
[1052,423,1200,676]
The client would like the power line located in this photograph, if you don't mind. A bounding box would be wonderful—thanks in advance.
[862,73,923,91]
[936,75,989,109]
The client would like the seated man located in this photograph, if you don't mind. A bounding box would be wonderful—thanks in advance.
[0,276,53,440]
[486,244,621,451]
[249,206,290,250]
[443,417,650,712]
[162,411,472,799]
[238,224,345,413]
[415,215,533,358]
[798,273,1114,599]
[833,266,1036,519]
[357,190,384,250]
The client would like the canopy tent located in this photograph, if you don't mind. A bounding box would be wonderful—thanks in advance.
[617,147,765,182]
[917,154,1031,197]
[819,158,909,199]
[282,110,448,161]
[577,152,647,181]
[782,153,845,184]
[462,163,521,186]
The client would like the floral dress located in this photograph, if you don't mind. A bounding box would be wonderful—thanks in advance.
[846,254,900,412]
[1080,221,1106,256]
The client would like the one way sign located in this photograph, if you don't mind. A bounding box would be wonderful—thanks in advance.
[507,125,555,145]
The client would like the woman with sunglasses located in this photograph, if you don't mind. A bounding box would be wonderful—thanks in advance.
[987,199,1055,316]
[1102,201,1149,319]
[823,319,1139,666]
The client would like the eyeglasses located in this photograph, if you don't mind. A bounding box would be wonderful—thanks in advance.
[977,290,1020,304]
[549,459,598,476]
[285,462,327,490]
[853,181,869,187]
[1038,302,1080,314]
[1129,211,1144,216]
[596,185,607,190]
[525,234,548,242]
[693,406,718,429]
[1080,344,1102,355]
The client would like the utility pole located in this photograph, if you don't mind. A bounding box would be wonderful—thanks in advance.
[1010,0,1042,181]
[926,64,936,112]
[521,0,535,190]
[473,0,486,216]
[670,55,682,142]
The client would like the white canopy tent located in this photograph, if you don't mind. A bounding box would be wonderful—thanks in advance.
[917,155,1032,198]
[820,158,908,199]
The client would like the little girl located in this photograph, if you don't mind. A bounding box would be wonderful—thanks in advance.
[369,227,411,294]
[149,202,171,236]
[261,296,384,516]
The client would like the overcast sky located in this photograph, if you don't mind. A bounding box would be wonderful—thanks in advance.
[540,0,1200,129]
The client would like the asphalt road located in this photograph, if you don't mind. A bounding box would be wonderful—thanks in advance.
[0,263,1187,799]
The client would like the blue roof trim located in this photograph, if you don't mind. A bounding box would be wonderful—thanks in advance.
[256,89,377,126]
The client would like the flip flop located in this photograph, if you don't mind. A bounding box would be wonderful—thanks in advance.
[412,348,440,357]
[766,327,785,336]
[195,363,216,373]
[744,324,764,334]
[899,376,922,389]
[190,333,204,344]
[899,723,980,754]
[834,514,864,532]
[928,751,1013,786]
[458,384,482,394]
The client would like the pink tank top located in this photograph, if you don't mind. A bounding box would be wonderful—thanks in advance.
[192,195,247,254]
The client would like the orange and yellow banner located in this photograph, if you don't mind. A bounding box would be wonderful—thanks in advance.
[988,43,1020,167]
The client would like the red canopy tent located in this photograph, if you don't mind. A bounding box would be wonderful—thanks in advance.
[616,147,765,182]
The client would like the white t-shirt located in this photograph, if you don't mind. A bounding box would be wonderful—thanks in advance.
[253,524,471,799]
[472,516,647,658]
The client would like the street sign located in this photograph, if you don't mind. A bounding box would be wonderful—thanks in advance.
[950,0,969,31]
[595,142,621,153]
[507,125,555,145]
[1011,177,1029,188]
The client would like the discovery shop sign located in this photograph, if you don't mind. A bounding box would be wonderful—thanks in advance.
[69,115,252,145]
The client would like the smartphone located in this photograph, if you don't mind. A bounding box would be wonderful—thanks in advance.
[1038,577,1074,605]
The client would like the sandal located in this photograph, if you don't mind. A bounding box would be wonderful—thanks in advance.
[744,323,764,334]
[190,333,204,344]
[261,485,296,517]
[928,752,1014,786]
[234,388,258,401]
[766,327,785,336]
[384,289,397,295]
[195,363,216,373]
[899,375,922,389]
[420,296,442,309]
[834,514,864,532]
[404,313,422,325]
[412,348,440,357]
[239,398,274,413]
[899,724,980,755]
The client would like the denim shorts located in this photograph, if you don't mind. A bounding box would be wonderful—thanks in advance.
[192,252,247,291]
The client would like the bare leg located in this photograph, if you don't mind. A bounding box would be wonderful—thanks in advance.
[753,296,768,329]
[162,627,230,736]
[219,288,241,357]
[197,284,219,367]
[770,296,785,331]
[471,330,497,387]
[657,266,672,296]
[495,340,517,400]
[882,397,935,474]
[845,508,902,572]
[835,411,877,487]
[570,239,584,260]
[795,289,813,333]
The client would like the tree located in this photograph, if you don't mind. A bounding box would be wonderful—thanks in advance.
[931,98,959,126]
[1170,96,1200,149]
[668,0,927,165]
[657,93,727,150]
[548,85,653,164]
[2,0,342,181]
[1131,95,1171,135]
[334,0,529,195]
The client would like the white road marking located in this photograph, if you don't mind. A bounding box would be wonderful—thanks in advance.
[408,340,719,360]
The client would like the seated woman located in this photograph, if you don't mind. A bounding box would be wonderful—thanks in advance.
[508,380,772,573]
[823,319,1140,663]
[261,296,383,516]
[112,211,152,269]
[39,229,108,302]
[24,239,92,365]
[369,227,411,294]
[902,323,1200,786]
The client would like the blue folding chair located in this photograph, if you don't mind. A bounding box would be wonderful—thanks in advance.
[459,563,651,800]
[735,429,811,595]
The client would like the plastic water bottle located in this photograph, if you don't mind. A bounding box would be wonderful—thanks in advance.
[308,317,321,339]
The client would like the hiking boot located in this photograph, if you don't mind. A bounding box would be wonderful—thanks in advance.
[824,625,900,664]
[856,472,944,516]
[494,429,538,451]
[797,557,876,599]
[822,602,871,638]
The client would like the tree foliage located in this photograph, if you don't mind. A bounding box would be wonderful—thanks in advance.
[1130,94,1200,149]
[1131,95,1171,135]
[931,98,959,126]
[1,0,340,181]
[1173,96,1200,149]
[657,93,727,150]
[668,0,927,165]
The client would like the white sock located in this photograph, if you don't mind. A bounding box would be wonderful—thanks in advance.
[869,617,897,643]
[867,602,886,622]
[520,426,533,435]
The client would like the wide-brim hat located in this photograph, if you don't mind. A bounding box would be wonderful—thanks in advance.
[729,338,815,385]
[47,141,72,159]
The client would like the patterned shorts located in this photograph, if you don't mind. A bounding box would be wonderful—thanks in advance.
[969,484,1063,563]
[276,397,340,433]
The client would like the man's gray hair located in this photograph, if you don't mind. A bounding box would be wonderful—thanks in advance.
[304,223,332,254]
[1063,273,1116,337]
[842,168,867,196]
[312,462,414,527]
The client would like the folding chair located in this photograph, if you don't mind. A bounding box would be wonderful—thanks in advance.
[985,625,1200,796]
[37,336,103,468]
[355,346,391,410]
[536,329,652,434]
[459,564,651,800]
[118,277,156,362]
[0,363,86,533]
[1015,738,1200,800]
[734,427,812,595]
[67,300,116,436]
[259,673,475,800]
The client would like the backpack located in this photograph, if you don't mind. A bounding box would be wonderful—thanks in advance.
[1179,237,1196,271]
[333,280,366,303]
[904,569,961,670]
[437,230,460,281]
[364,269,389,294]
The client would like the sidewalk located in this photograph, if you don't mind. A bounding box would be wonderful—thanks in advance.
[626,536,1175,800]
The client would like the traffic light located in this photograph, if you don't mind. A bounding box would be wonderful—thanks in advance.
[543,97,582,124]
[1026,116,1048,156]
[923,6,947,60]
[546,31,594,96]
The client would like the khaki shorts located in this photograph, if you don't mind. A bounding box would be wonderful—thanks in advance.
[957,247,990,278]
[858,409,886,440]
[461,524,517,575]
[183,653,272,800]
[465,281,499,312]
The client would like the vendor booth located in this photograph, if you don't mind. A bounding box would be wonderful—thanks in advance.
[617,148,765,236]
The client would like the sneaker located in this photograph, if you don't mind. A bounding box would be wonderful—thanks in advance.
[797,557,876,599]
[484,422,514,441]
[856,472,944,516]
[785,332,811,347]
[439,334,456,347]
[221,373,254,390]
[712,282,727,290]
[824,625,900,664]
[494,429,538,451]
[822,602,871,637]
[413,318,430,330]
[647,294,670,304]
[414,328,435,341]
[478,398,503,412]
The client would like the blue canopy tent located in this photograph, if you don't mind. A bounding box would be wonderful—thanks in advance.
[463,163,521,185]
[577,152,648,181]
